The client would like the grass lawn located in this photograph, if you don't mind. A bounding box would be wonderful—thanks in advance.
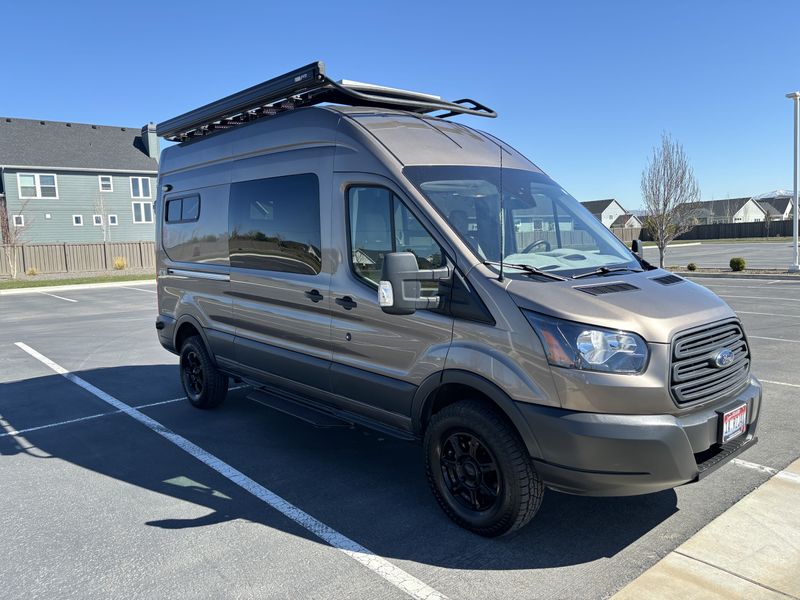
[0,273,155,290]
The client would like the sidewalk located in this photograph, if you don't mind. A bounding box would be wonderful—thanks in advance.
[614,459,800,599]
[0,279,154,295]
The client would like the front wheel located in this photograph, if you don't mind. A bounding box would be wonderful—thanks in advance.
[179,335,228,409]
[424,400,544,537]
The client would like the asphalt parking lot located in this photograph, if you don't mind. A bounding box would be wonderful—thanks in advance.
[1,277,798,599]
[644,240,799,269]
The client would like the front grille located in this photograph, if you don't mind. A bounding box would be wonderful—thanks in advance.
[670,320,750,405]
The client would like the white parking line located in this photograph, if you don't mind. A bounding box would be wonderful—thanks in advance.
[748,335,800,344]
[760,379,800,388]
[732,459,800,484]
[718,294,800,303]
[735,311,800,318]
[126,287,157,294]
[13,342,447,600]
[0,388,248,439]
[37,291,77,303]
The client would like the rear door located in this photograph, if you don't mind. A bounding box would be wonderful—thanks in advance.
[328,173,454,428]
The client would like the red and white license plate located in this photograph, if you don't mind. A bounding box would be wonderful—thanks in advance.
[721,404,747,443]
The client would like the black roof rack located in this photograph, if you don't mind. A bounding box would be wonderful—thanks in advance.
[156,61,496,142]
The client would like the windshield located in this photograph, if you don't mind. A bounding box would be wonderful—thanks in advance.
[404,166,639,277]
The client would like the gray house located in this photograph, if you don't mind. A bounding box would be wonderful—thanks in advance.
[684,197,767,225]
[0,118,158,244]
[580,199,641,229]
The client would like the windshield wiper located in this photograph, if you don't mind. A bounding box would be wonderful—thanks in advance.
[571,266,644,279]
[483,261,567,281]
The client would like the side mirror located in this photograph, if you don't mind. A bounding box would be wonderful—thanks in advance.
[631,239,643,259]
[379,252,450,316]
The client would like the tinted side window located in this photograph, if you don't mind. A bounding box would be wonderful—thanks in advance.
[229,174,321,274]
[165,195,200,224]
[348,186,443,290]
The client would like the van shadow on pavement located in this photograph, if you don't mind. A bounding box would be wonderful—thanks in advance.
[0,365,678,571]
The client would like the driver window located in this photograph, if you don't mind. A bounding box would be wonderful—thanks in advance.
[348,186,444,288]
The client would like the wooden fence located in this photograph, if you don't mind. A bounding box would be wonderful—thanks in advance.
[636,220,794,242]
[0,242,155,277]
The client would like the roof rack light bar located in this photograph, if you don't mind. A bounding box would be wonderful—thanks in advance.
[156,61,496,142]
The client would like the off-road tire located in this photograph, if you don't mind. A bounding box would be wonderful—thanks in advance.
[179,335,228,409]
[424,400,544,537]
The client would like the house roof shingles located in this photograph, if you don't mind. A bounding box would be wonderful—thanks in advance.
[685,197,763,219]
[580,199,616,215]
[0,117,157,172]
[757,196,792,216]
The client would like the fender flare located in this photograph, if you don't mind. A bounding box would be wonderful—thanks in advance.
[173,314,217,365]
[411,369,544,459]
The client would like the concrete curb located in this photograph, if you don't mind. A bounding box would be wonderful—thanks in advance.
[613,458,800,599]
[676,272,800,281]
[0,279,155,296]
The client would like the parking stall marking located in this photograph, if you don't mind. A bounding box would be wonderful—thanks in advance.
[760,379,800,388]
[124,287,157,294]
[716,294,800,303]
[748,335,800,344]
[0,387,249,439]
[36,291,78,303]
[13,342,447,600]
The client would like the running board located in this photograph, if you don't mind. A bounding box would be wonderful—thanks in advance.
[247,389,352,429]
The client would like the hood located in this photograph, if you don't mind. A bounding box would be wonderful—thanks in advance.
[506,270,736,344]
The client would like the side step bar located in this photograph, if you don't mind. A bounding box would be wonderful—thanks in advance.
[247,389,352,429]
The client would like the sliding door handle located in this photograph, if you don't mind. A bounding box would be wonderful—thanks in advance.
[304,289,324,303]
[335,296,357,310]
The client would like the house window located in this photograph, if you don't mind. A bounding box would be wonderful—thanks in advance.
[13,215,25,227]
[93,215,103,226]
[108,214,118,226]
[99,175,113,192]
[130,176,151,199]
[18,173,58,199]
[132,201,154,223]
[73,215,84,226]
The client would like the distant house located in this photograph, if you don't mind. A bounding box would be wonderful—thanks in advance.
[580,199,640,228]
[610,213,643,228]
[755,194,794,220]
[0,117,159,244]
[684,198,767,225]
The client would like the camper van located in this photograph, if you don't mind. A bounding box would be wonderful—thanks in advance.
[155,62,761,536]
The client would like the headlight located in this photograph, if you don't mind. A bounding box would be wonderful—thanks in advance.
[523,310,648,374]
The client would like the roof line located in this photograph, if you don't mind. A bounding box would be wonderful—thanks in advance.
[0,164,157,174]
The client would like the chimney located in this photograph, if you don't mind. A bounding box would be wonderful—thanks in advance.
[141,122,159,163]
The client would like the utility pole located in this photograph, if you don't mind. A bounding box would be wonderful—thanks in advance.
[787,91,800,272]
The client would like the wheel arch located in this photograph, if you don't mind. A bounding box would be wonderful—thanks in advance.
[173,315,216,364]
[412,369,543,459]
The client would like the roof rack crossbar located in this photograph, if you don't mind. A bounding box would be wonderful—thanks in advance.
[156,61,496,142]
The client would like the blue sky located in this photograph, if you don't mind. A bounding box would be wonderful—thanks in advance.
[4,0,799,209]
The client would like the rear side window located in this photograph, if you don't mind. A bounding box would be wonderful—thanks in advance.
[229,174,321,274]
[165,195,201,223]
[348,186,444,290]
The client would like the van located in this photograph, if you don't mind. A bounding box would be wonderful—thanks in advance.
[154,62,761,537]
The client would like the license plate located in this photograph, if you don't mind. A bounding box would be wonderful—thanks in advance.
[720,404,747,443]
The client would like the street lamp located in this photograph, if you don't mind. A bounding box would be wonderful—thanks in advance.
[787,91,800,272]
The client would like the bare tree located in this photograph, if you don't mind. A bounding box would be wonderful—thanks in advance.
[641,133,700,268]
[93,192,110,242]
[2,199,32,279]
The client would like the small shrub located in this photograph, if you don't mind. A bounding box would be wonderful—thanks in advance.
[112,256,127,270]
[730,257,746,272]
[687,263,697,271]
[26,267,40,276]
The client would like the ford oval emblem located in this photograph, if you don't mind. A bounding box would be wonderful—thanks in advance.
[713,348,735,368]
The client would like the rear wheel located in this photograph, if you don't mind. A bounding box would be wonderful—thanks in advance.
[424,400,544,537]
[179,335,228,409]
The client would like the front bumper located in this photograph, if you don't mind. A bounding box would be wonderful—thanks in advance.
[516,377,761,496]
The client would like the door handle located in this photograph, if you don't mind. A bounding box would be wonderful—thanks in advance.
[304,289,324,303]
[335,296,357,310]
